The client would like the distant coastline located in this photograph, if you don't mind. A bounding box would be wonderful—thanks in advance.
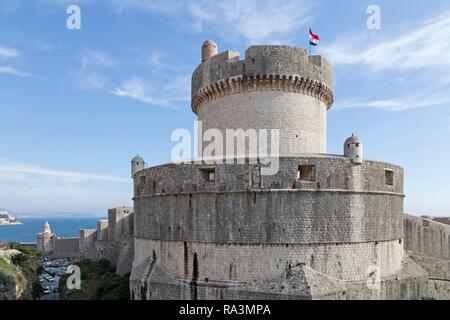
[0,217,99,243]
[0,221,22,226]
[0,208,22,226]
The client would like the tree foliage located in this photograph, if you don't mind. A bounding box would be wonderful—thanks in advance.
[59,259,130,300]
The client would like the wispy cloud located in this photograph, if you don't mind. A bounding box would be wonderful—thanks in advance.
[323,13,450,71]
[186,0,314,43]
[0,65,45,80]
[80,50,115,68]
[335,94,450,112]
[0,44,45,79]
[105,0,314,43]
[0,46,19,60]
[73,49,115,90]
[0,158,129,183]
[112,77,171,107]
[112,75,190,109]
[0,157,131,214]
[322,12,450,111]
[0,66,30,77]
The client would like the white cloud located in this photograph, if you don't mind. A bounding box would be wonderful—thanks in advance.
[323,13,450,71]
[0,158,129,183]
[105,0,314,43]
[112,77,171,107]
[0,158,131,214]
[335,94,450,112]
[186,0,314,43]
[80,50,115,69]
[112,75,190,108]
[0,45,45,79]
[322,12,450,111]
[0,66,30,77]
[73,50,115,89]
[0,46,19,60]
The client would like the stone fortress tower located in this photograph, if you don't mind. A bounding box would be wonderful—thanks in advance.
[37,221,54,255]
[129,41,426,300]
[193,41,333,156]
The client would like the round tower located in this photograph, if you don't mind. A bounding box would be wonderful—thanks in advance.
[201,40,218,62]
[344,134,363,164]
[131,155,145,178]
[192,43,334,157]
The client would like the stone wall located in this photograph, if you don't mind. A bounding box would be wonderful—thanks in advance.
[131,155,406,298]
[134,238,403,283]
[134,156,404,247]
[402,215,450,299]
[52,237,80,259]
[197,92,328,156]
[37,208,134,275]
[130,253,428,300]
[404,214,450,258]
[79,229,97,260]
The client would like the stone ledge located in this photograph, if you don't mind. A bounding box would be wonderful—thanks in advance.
[192,75,333,114]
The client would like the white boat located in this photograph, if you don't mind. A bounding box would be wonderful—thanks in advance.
[0,208,22,226]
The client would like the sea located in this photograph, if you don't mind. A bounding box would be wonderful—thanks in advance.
[0,218,100,243]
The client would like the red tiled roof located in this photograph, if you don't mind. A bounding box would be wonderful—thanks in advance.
[432,218,450,225]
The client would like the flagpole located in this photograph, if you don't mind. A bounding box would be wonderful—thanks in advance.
[308,28,311,56]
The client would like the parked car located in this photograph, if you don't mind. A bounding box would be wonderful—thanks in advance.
[43,286,51,295]
[52,286,59,293]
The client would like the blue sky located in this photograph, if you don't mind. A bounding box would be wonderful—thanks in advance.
[0,0,449,216]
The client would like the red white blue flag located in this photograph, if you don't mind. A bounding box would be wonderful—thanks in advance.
[309,28,320,46]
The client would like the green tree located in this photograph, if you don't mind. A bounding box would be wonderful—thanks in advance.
[32,280,44,300]
[59,259,130,300]
[11,253,29,268]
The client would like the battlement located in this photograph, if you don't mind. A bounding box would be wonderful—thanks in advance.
[192,44,334,114]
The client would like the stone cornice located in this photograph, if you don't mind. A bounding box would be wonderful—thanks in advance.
[191,74,334,114]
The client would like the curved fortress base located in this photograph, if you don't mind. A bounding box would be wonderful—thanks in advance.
[129,156,426,300]
[127,42,441,300]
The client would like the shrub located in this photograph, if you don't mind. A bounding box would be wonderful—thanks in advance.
[11,253,29,268]
[0,268,14,287]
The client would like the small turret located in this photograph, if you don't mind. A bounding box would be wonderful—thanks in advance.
[202,40,218,63]
[344,134,363,164]
[131,155,145,178]
[43,221,51,234]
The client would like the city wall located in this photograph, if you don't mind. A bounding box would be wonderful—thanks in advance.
[38,208,134,276]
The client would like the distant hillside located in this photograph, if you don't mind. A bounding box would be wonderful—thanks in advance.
[15,212,102,219]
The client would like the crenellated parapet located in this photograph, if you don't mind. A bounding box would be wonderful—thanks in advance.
[191,45,334,114]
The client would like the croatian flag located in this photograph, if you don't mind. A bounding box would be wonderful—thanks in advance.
[309,28,320,46]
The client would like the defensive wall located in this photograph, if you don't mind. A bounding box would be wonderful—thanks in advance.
[37,207,134,275]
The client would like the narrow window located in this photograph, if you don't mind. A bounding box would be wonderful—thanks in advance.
[200,168,215,182]
[385,170,394,186]
[139,176,146,185]
[298,165,316,182]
